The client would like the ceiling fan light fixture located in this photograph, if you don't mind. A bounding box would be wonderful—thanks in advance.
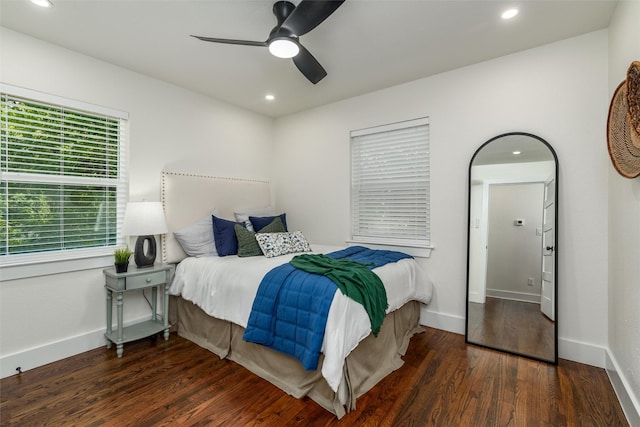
[192,0,344,83]
[268,38,299,58]
[30,0,53,7]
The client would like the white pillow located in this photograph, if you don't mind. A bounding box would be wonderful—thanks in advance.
[255,231,311,258]
[173,214,217,257]
[234,206,274,231]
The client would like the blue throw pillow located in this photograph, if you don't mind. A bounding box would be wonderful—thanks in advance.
[212,215,245,256]
[249,213,287,232]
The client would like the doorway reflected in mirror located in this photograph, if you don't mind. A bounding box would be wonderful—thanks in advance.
[465,132,558,364]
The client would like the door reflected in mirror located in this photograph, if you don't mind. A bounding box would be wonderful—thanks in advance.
[466,132,558,363]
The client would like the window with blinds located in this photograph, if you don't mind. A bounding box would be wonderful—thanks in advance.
[350,117,430,248]
[0,85,128,266]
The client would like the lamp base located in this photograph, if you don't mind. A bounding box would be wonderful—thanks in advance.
[134,235,157,268]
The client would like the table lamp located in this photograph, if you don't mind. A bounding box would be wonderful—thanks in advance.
[122,202,168,268]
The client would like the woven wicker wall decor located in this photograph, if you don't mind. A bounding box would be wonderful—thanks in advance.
[607,61,640,178]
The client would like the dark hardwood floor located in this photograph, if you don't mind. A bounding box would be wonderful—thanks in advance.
[467,297,555,360]
[1,328,628,426]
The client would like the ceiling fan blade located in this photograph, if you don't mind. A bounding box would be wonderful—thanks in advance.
[280,0,345,36]
[292,44,327,84]
[191,35,268,47]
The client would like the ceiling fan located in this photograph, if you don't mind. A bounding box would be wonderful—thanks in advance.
[191,0,345,84]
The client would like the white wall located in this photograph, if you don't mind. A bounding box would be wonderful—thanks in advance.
[607,1,640,423]
[272,30,610,364]
[0,28,274,376]
[486,183,543,297]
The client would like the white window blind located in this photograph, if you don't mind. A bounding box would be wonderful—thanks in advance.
[0,85,128,267]
[350,117,430,248]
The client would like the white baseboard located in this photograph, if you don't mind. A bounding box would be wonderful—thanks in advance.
[558,336,607,368]
[606,350,640,427]
[0,315,151,379]
[1,328,106,379]
[420,308,466,335]
[486,289,541,304]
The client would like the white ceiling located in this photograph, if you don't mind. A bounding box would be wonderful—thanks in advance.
[0,0,617,118]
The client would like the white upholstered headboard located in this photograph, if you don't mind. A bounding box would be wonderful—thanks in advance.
[161,171,271,264]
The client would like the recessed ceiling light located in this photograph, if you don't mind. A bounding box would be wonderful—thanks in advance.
[501,8,518,20]
[513,151,521,155]
[30,0,53,7]
[265,94,275,101]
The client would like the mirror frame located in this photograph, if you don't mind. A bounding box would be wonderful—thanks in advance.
[465,132,559,364]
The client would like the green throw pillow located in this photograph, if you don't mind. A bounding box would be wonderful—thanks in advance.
[235,216,285,257]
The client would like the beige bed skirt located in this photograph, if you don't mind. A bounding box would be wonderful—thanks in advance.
[170,296,423,418]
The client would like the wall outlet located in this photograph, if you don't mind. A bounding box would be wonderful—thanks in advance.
[528,278,535,286]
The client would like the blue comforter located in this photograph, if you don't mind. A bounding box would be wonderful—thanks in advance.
[242,246,412,370]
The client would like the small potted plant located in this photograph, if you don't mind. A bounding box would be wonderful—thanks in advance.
[114,247,133,273]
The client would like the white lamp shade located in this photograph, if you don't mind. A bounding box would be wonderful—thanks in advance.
[122,202,168,236]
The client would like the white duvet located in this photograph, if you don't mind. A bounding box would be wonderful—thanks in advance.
[169,244,433,393]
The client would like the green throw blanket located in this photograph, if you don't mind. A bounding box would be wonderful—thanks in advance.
[289,253,388,336]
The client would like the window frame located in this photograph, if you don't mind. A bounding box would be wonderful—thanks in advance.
[348,117,432,258]
[0,84,129,280]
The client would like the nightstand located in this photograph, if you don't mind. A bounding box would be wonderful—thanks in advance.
[103,263,172,357]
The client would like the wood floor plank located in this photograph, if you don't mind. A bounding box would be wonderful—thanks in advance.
[0,328,629,426]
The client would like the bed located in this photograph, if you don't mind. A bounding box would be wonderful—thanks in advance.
[161,171,433,418]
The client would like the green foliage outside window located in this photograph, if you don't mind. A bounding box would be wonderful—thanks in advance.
[1,94,123,257]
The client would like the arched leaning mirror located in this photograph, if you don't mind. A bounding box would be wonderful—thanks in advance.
[466,132,558,364]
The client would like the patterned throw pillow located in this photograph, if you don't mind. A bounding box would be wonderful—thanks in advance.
[255,231,311,258]
[235,217,285,257]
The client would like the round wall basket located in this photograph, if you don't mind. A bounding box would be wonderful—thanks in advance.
[607,61,640,179]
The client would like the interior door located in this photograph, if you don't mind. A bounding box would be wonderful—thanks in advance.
[541,175,556,320]
[468,183,487,303]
